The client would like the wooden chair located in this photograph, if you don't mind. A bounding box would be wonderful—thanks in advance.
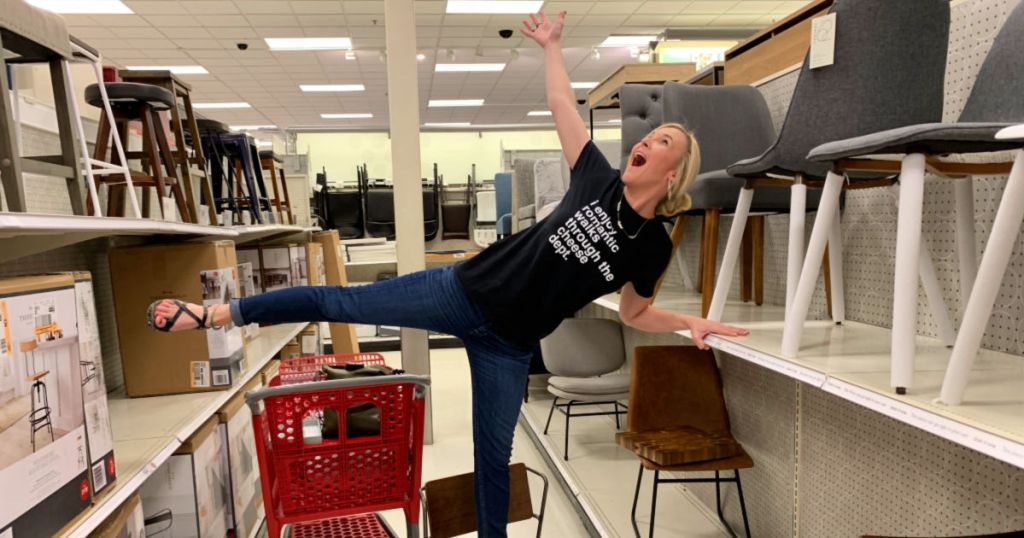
[260,150,294,224]
[420,463,548,538]
[84,82,195,222]
[617,345,752,538]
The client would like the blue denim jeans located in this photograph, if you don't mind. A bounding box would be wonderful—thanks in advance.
[230,266,531,537]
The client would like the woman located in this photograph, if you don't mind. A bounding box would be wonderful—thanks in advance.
[149,11,748,537]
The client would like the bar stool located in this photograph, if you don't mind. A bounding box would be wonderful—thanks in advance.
[201,128,272,225]
[260,150,294,224]
[120,69,218,225]
[0,0,85,214]
[20,341,54,452]
[84,82,195,222]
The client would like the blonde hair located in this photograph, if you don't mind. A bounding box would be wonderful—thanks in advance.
[654,122,701,217]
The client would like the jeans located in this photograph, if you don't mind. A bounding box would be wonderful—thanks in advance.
[231,266,532,537]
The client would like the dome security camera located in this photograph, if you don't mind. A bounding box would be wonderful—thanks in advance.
[236,43,249,50]
[498,29,514,39]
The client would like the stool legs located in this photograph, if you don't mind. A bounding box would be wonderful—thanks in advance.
[0,38,28,212]
[48,59,86,215]
[29,379,54,452]
[151,108,195,222]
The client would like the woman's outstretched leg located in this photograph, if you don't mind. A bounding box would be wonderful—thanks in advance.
[150,266,485,338]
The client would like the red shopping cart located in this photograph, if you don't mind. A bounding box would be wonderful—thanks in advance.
[246,353,430,538]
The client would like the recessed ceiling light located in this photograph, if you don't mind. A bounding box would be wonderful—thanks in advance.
[193,102,251,109]
[446,1,543,14]
[230,125,276,131]
[27,0,132,14]
[571,82,598,89]
[435,63,506,72]
[265,37,352,51]
[599,35,657,47]
[126,65,208,75]
[428,99,484,107]
[345,51,356,60]
[417,53,426,61]
[321,113,374,119]
[424,122,472,127]
[527,110,552,116]
[299,84,366,92]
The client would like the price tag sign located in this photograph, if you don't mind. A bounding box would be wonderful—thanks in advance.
[810,13,837,69]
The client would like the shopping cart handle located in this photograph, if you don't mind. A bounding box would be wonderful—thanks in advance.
[245,375,432,415]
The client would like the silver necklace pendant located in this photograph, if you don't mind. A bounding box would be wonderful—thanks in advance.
[616,194,647,240]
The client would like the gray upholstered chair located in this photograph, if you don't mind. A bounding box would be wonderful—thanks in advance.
[806,0,1024,403]
[661,82,805,320]
[723,0,952,360]
[512,158,537,232]
[540,318,629,460]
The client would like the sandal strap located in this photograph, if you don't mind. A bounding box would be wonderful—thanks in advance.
[173,300,206,329]
[198,305,209,330]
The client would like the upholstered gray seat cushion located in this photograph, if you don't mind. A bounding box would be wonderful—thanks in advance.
[0,0,71,59]
[548,373,630,397]
[688,169,823,212]
[808,123,1022,162]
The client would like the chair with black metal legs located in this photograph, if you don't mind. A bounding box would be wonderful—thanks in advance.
[617,345,752,538]
[539,318,629,461]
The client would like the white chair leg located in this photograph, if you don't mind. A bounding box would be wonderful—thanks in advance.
[708,187,753,321]
[891,153,926,393]
[939,149,1024,405]
[827,205,845,324]
[954,177,977,306]
[919,242,956,347]
[781,171,843,359]
[786,182,807,313]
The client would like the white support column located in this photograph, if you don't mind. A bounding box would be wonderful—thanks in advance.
[385,0,432,443]
[708,187,752,321]
[781,171,843,359]
[828,204,845,324]
[940,150,1024,405]
[891,154,926,393]
[954,177,977,306]
[786,181,807,314]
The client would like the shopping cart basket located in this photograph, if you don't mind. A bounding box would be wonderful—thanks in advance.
[246,353,429,538]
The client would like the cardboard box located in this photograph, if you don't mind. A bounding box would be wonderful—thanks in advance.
[236,263,260,342]
[217,378,264,538]
[259,246,293,293]
[259,360,280,386]
[278,338,301,361]
[298,324,322,357]
[0,274,91,537]
[110,241,246,397]
[289,244,308,287]
[91,493,145,538]
[312,231,360,354]
[73,273,116,496]
[139,416,230,538]
[306,242,325,287]
[236,248,262,293]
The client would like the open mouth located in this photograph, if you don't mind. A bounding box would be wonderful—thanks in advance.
[631,153,647,168]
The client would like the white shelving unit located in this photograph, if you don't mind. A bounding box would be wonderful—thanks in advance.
[591,289,1024,470]
[57,322,308,538]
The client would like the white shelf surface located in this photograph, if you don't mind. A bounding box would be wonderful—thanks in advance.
[233,224,307,244]
[57,322,307,538]
[592,288,1024,469]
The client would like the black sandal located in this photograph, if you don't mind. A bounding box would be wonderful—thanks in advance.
[147,299,210,332]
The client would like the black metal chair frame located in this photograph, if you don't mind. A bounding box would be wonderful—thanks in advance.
[543,396,627,460]
[631,464,751,538]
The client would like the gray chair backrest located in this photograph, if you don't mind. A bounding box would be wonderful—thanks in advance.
[746,0,950,178]
[540,318,625,378]
[958,0,1024,123]
[662,83,776,173]
[619,84,664,171]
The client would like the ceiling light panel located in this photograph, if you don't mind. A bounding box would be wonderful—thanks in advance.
[446,1,543,14]
[570,82,598,89]
[126,65,208,75]
[424,122,472,127]
[599,35,657,47]
[192,102,251,109]
[527,111,552,116]
[300,84,367,92]
[435,63,507,72]
[321,113,374,119]
[265,37,352,51]
[428,99,485,107]
[27,0,132,13]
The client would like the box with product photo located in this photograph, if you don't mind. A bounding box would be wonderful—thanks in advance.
[236,263,260,342]
[73,272,116,496]
[110,241,247,397]
[259,246,293,293]
[0,274,91,537]
[90,492,145,538]
[139,416,230,538]
[289,244,308,287]
[217,378,264,538]
[298,324,322,357]
[236,248,263,293]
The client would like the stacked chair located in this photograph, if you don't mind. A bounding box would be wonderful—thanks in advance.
[440,164,475,240]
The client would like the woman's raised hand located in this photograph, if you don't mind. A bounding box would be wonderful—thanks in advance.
[520,11,566,48]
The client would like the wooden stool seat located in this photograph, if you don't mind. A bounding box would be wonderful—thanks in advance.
[26,370,50,382]
[616,426,745,467]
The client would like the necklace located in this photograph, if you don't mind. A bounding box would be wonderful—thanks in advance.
[616,193,648,239]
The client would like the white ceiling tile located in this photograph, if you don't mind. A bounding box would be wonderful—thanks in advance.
[441,26,483,37]
[417,14,443,25]
[110,26,164,38]
[414,1,445,14]
[640,1,690,14]
[143,15,200,27]
[161,26,215,38]
[444,15,493,27]
[344,14,385,26]
[180,1,239,14]
[210,27,258,38]
[171,38,222,49]
[294,14,348,27]
[244,14,299,26]
[234,1,293,14]
[685,1,740,14]
[99,15,151,27]
[544,2,592,16]
[200,15,251,27]
[669,14,718,25]
[623,13,677,25]
[728,1,784,14]
[348,27,386,38]
[123,1,185,15]
[290,1,344,14]
[343,1,386,14]
[587,2,643,15]
[712,13,764,25]
[580,14,630,26]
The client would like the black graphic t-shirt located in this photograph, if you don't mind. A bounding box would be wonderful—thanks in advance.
[455,141,672,350]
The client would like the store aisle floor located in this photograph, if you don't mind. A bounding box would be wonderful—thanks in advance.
[376,347,591,537]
